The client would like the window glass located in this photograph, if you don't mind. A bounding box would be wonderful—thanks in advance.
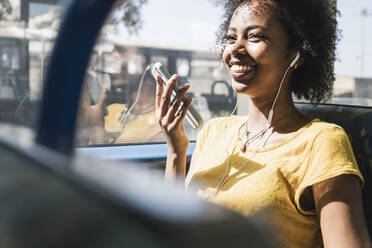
[74,0,372,147]
[290,0,372,106]
[74,0,233,147]
[328,0,372,106]
[0,1,66,129]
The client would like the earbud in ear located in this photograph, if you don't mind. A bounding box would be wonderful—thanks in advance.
[290,51,300,68]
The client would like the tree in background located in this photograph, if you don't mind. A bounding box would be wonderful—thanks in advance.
[0,0,148,32]
[112,0,148,34]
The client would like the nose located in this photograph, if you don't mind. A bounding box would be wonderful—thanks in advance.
[231,38,247,57]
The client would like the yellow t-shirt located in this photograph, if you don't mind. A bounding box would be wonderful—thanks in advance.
[186,116,364,248]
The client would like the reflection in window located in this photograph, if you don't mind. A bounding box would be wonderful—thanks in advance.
[70,1,367,145]
[74,1,237,146]
[0,0,64,129]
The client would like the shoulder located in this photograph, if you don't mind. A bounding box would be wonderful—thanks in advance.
[202,115,245,132]
[295,121,364,214]
[195,115,245,148]
[302,120,362,184]
[301,120,354,160]
[308,120,345,133]
[304,120,349,143]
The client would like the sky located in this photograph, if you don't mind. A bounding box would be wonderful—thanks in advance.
[117,0,372,79]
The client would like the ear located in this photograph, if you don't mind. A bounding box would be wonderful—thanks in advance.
[290,51,301,68]
[290,50,305,69]
[297,57,305,66]
[294,57,304,69]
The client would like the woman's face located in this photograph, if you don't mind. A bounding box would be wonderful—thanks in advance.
[222,2,296,100]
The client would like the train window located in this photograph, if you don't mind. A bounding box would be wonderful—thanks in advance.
[290,0,372,106]
[74,0,372,147]
[0,1,67,129]
[1,1,371,148]
[1,46,20,70]
[324,0,372,106]
[74,0,231,147]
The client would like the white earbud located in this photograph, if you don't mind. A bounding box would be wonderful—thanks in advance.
[289,51,301,68]
[267,51,301,127]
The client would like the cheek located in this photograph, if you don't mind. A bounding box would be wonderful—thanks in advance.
[222,47,231,64]
[248,44,269,61]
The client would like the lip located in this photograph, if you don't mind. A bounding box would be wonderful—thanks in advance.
[229,64,256,78]
[231,71,250,78]
[228,58,256,66]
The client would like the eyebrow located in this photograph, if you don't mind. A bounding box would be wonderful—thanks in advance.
[228,25,265,32]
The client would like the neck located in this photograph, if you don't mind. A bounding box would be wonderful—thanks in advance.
[247,92,296,133]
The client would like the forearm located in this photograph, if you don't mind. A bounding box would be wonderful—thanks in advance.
[164,148,187,182]
[154,73,191,182]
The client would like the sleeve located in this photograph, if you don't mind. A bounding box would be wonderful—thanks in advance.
[294,125,364,214]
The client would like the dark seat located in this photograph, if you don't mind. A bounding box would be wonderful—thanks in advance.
[296,102,372,238]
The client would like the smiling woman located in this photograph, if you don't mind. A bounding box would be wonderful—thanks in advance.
[1,0,372,247]
[217,0,337,103]
[156,0,372,247]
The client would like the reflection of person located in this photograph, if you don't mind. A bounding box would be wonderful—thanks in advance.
[156,1,371,247]
[77,48,162,145]
[76,82,107,145]
[78,75,161,144]
[109,73,162,143]
[101,46,163,143]
[76,54,108,145]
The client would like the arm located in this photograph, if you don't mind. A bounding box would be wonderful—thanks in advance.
[77,84,107,142]
[154,74,192,182]
[165,145,188,181]
[313,174,371,248]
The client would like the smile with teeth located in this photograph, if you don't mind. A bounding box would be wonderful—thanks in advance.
[231,64,255,73]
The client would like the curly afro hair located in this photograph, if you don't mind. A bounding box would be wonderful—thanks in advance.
[211,0,339,103]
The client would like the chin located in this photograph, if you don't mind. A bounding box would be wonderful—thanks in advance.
[231,79,252,94]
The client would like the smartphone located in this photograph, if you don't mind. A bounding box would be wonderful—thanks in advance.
[151,62,203,129]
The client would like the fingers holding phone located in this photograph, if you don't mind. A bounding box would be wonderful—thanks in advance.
[167,82,192,123]
[152,62,203,130]
[155,74,192,132]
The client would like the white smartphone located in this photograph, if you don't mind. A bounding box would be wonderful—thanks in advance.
[151,62,203,130]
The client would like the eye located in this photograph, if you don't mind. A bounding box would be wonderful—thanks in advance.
[225,34,237,44]
[248,33,265,42]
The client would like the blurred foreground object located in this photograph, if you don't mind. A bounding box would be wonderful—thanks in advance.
[0,125,274,248]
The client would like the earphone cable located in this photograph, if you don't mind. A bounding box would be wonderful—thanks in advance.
[205,55,297,200]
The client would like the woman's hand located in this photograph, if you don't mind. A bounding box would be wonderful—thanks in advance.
[155,74,192,155]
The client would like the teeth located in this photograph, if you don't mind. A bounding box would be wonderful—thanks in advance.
[231,64,254,73]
